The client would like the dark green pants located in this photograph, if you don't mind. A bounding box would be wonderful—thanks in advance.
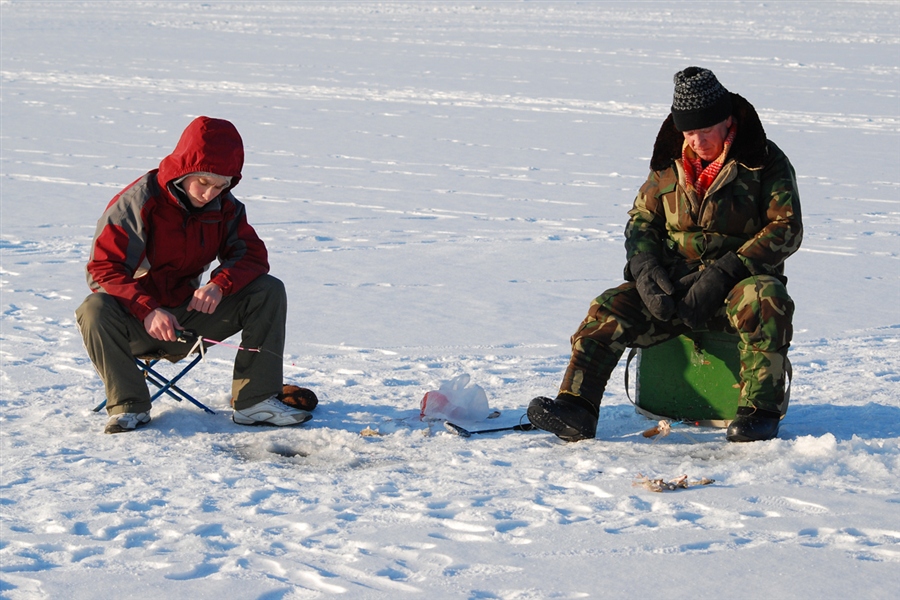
[76,275,287,415]
[561,275,794,414]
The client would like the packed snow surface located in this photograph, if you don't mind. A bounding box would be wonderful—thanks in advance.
[1,1,898,598]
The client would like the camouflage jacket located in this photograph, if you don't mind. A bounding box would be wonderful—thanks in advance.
[624,94,802,282]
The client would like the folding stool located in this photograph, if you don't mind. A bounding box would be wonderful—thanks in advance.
[92,337,215,414]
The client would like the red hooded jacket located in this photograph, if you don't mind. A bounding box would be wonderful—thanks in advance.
[86,116,269,321]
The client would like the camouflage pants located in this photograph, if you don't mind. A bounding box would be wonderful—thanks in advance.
[560,275,794,414]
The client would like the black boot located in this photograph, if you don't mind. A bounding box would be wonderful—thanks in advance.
[726,406,781,442]
[527,393,599,442]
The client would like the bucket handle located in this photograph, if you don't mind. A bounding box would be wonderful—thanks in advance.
[624,347,639,406]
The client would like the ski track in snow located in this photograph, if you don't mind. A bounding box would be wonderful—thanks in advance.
[2,2,899,598]
[3,70,898,134]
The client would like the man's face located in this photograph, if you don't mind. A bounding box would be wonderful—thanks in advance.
[183,175,230,208]
[682,116,733,161]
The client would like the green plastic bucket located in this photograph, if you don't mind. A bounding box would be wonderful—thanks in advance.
[629,331,742,427]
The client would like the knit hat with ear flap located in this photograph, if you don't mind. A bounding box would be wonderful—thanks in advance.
[671,66,732,132]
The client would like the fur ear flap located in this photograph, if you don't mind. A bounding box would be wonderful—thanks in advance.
[650,113,683,171]
[729,94,768,168]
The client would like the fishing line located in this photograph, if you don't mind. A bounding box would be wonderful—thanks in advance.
[176,329,286,362]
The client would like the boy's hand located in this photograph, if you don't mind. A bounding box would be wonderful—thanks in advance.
[143,308,182,342]
[188,283,223,314]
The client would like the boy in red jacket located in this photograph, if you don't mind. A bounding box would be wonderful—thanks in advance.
[76,116,312,433]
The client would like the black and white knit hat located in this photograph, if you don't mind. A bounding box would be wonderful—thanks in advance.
[671,67,732,132]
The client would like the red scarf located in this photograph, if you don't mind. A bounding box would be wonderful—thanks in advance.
[682,123,737,200]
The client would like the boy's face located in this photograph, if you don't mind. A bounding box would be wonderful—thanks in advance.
[183,175,230,208]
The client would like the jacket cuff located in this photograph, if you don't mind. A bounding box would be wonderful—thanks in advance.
[210,274,233,296]
[132,299,159,323]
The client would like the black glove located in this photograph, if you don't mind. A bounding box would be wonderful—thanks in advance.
[677,252,750,329]
[629,253,676,321]
[674,270,703,295]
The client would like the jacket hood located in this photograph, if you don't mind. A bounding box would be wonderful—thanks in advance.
[157,116,244,193]
[650,93,769,171]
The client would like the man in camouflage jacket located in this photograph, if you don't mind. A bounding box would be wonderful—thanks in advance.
[528,67,802,443]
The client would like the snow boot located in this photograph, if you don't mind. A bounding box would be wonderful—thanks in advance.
[726,406,781,442]
[527,393,599,442]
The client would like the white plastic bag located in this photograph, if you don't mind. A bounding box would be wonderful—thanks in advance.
[420,373,491,422]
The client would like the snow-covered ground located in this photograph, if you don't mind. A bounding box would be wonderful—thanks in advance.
[1,1,898,598]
